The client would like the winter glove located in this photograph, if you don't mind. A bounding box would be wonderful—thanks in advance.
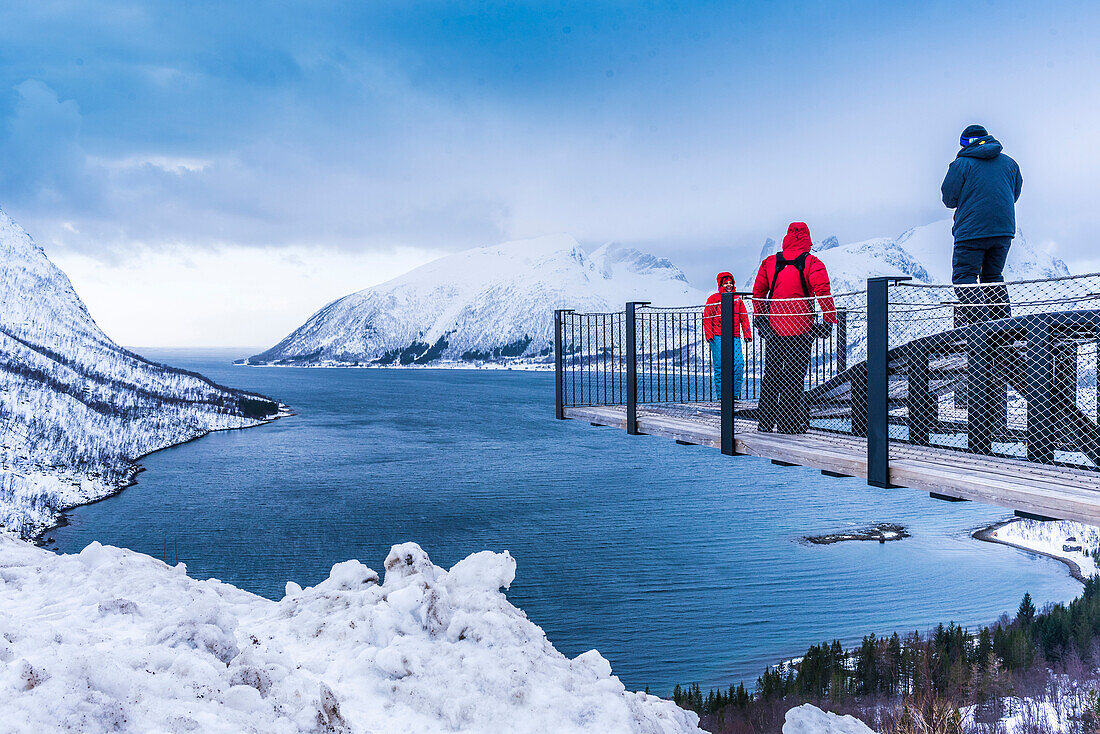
[753,316,773,339]
[810,322,834,340]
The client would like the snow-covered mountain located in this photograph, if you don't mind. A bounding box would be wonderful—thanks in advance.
[0,208,279,538]
[247,235,706,366]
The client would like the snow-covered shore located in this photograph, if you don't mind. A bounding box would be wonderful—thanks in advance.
[0,535,703,733]
[974,518,1100,583]
[0,207,283,539]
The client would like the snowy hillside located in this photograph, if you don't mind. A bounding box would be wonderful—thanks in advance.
[247,235,705,366]
[0,535,703,733]
[0,208,279,538]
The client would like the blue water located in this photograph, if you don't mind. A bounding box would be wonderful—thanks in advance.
[47,349,1081,694]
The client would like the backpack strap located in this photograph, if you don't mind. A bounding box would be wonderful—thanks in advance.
[766,252,812,300]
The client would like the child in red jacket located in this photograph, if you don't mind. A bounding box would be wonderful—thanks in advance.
[703,272,752,400]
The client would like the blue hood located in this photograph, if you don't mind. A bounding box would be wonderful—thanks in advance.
[958,135,1003,160]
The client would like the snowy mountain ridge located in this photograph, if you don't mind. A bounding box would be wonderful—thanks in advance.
[0,207,279,538]
[247,234,705,366]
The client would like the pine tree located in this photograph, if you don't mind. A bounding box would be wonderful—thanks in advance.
[1017,592,1036,628]
[975,627,993,672]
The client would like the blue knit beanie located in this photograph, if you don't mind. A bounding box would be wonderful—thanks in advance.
[960,124,988,147]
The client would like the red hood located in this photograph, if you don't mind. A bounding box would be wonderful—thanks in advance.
[715,271,735,288]
[781,222,812,257]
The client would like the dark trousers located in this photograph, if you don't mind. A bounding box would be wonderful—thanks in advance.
[952,236,1012,326]
[758,332,813,433]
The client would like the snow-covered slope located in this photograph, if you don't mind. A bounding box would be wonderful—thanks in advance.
[0,535,702,733]
[247,235,705,366]
[0,208,279,538]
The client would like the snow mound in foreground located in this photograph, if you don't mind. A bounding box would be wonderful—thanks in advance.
[783,704,876,734]
[0,536,701,733]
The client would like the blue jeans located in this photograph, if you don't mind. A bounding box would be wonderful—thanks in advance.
[710,335,744,400]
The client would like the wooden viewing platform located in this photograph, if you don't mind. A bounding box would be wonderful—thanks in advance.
[565,402,1100,525]
[556,276,1100,526]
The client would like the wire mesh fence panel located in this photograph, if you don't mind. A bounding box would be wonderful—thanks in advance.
[887,274,1100,471]
[560,311,626,407]
[635,305,716,409]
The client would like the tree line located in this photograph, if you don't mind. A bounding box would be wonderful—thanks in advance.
[673,580,1100,730]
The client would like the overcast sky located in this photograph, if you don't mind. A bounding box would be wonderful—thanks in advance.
[2,0,1099,347]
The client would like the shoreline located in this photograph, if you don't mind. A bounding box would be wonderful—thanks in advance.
[31,406,291,546]
[972,518,1087,584]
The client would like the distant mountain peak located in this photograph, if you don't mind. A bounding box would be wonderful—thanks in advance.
[589,242,688,283]
[250,235,703,366]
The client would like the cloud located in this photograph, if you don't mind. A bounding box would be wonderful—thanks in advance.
[50,242,448,348]
[0,80,99,211]
[0,1,1097,294]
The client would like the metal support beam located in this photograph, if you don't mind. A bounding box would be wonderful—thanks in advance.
[1015,510,1060,522]
[968,324,995,455]
[625,302,648,435]
[721,291,736,455]
[1026,315,1055,463]
[907,344,933,446]
[867,276,911,488]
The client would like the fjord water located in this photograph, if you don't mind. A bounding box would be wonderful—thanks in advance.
[49,349,1080,694]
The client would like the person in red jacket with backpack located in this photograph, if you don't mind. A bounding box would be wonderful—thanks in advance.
[751,222,837,434]
[703,272,752,400]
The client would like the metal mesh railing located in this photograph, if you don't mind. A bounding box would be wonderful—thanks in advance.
[560,290,865,427]
[634,305,716,406]
[560,311,626,408]
[886,275,1100,471]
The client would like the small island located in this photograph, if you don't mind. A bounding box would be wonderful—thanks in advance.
[803,523,910,545]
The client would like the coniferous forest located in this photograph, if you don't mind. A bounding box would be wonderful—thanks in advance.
[675,582,1100,733]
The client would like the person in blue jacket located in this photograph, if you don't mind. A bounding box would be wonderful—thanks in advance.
[941,124,1023,325]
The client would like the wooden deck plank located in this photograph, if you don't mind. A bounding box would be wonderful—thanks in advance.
[563,403,1100,525]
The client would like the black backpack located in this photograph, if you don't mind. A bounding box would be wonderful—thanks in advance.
[766,251,812,301]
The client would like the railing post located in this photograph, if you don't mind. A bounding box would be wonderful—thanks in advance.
[721,291,736,455]
[867,276,911,488]
[836,307,847,375]
[554,309,572,419]
[625,302,648,435]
